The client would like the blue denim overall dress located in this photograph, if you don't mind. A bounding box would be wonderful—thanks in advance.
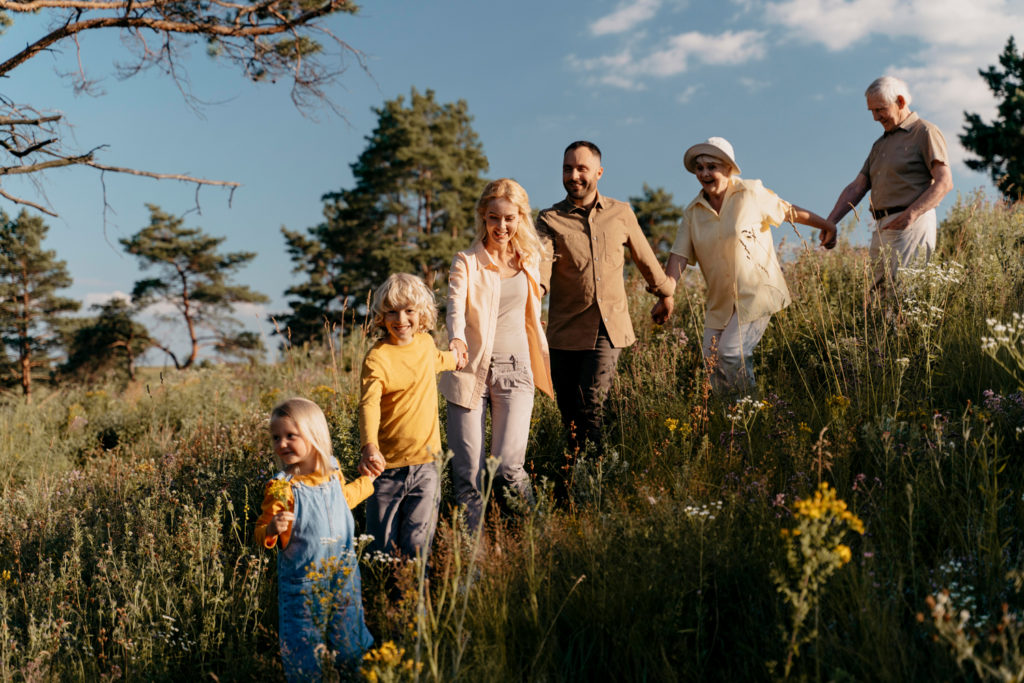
[276,457,373,681]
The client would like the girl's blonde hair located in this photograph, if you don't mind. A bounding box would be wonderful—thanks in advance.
[370,273,438,337]
[270,397,333,474]
[474,178,544,267]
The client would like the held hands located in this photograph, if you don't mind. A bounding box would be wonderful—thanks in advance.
[359,443,386,477]
[820,221,839,250]
[449,338,469,370]
[651,294,675,324]
[267,510,294,537]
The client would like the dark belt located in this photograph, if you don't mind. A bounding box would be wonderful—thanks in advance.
[871,205,907,220]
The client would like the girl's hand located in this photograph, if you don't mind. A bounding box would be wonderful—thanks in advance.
[268,510,294,536]
[359,444,386,477]
[449,339,469,370]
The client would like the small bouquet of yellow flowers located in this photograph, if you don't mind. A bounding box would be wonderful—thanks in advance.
[267,479,292,506]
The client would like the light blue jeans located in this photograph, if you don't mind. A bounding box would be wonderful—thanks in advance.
[276,459,373,681]
[446,353,535,529]
[701,312,771,395]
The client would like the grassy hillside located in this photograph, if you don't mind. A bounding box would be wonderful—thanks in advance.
[0,194,1022,681]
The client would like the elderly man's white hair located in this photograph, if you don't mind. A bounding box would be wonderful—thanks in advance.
[865,76,912,108]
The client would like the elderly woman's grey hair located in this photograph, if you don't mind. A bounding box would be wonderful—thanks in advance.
[865,76,912,108]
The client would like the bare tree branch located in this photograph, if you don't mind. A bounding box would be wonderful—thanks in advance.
[0,0,362,215]
[0,188,58,216]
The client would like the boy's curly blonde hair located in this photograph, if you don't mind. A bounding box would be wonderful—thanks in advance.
[369,273,438,337]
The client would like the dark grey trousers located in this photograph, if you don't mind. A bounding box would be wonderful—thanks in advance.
[365,462,439,559]
[549,328,621,456]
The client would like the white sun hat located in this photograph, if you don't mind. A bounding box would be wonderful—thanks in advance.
[683,137,740,175]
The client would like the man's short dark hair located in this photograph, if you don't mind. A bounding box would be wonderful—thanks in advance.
[564,140,602,160]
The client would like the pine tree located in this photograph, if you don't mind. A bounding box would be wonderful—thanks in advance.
[277,88,489,345]
[59,299,152,382]
[961,36,1024,200]
[630,183,685,253]
[121,205,268,368]
[0,210,80,400]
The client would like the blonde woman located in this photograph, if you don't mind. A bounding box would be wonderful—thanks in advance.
[441,178,554,528]
[666,137,837,394]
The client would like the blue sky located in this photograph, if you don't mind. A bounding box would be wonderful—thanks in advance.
[2,0,1021,360]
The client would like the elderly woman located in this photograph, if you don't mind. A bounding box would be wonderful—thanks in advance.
[441,178,554,529]
[664,137,837,394]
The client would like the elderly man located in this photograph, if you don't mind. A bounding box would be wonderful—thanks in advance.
[538,140,674,455]
[827,76,953,293]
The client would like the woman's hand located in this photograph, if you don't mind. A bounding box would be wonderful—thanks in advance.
[268,510,294,536]
[449,338,469,370]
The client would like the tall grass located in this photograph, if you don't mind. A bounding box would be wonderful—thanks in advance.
[0,194,1022,681]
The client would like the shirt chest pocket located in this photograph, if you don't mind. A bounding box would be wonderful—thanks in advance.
[598,220,628,268]
[558,232,594,271]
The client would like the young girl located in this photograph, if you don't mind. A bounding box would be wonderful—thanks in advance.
[441,178,554,529]
[357,273,457,559]
[254,397,375,681]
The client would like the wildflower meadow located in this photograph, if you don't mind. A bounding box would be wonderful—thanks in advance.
[1,193,1023,681]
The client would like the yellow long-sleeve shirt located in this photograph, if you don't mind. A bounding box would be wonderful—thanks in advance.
[358,333,456,468]
[253,469,374,549]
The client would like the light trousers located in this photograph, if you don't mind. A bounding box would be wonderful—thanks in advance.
[446,353,535,529]
[702,312,771,395]
[870,208,937,293]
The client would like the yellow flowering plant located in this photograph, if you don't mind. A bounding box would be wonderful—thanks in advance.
[266,478,292,506]
[360,640,422,682]
[771,482,864,679]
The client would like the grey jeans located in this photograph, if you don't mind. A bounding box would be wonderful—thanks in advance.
[446,353,535,529]
[365,462,440,559]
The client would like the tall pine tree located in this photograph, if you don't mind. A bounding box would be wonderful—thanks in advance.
[121,205,268,369]
[277,88,489,345]
[962,36,1024,200]
[0,210,80,400]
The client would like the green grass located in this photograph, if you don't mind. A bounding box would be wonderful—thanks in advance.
[1,194,1023,681]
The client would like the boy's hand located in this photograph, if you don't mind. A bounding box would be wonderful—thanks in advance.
[359,443,386,477]
[267,510,294,536]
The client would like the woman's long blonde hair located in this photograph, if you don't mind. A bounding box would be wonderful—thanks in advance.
[270,397,333,474]
[474,178,544,268]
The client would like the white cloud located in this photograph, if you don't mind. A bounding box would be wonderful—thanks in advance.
[739,76,771,92]
[81,290,131,308]
[764,0,1024,50]
[590,0,663,36]
[570,29,767,89]
[677,84,702,102]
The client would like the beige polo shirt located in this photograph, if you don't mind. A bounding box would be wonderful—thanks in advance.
[860,112,949,211]
[671,177,794,329]
[538,194,673,350]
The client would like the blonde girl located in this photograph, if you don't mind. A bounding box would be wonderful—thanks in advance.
[440,178,554,528]
[254,397,375,681]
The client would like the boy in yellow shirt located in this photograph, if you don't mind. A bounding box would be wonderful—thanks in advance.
[358,273,457,559]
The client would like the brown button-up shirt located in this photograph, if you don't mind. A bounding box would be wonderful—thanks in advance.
[537,193,673,350]
[860,112,949,210]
